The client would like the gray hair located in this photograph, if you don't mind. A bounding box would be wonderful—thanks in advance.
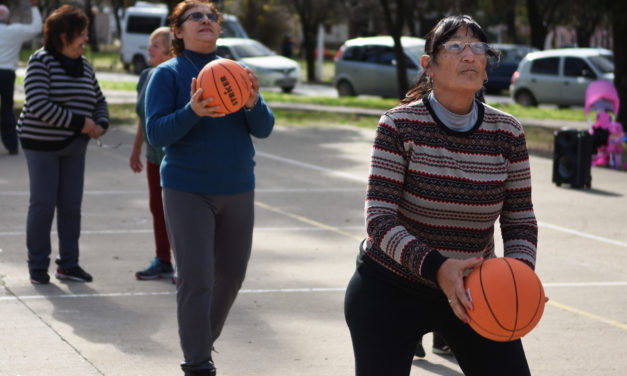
[150,26,173,51]
[0,5,10,23]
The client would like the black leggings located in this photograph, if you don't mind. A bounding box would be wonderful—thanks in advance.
[344,263,531,376]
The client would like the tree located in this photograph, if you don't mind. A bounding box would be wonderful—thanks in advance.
[525,0,564,49]
[379,0,409,99]
[566,0,606,48]
[284,0,341,82]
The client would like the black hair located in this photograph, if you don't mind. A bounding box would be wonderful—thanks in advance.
[401,15,499,104]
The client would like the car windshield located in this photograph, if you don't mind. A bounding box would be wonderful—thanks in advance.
[404,45,424,60]
[588,55,614,74]
[231,41,275,58]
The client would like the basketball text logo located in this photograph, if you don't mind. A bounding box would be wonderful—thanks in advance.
[220,76,238,106]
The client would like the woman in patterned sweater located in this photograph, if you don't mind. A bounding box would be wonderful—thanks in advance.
[17,5,108,285]
[344,15,538,376]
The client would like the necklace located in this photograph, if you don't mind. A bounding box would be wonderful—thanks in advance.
[183,53,202,74]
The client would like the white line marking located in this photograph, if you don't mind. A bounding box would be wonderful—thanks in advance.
[538,221,627,248]
[0,283,625,302]
[544,281,627,287]
[0,226,364,237]
[256,151,367,183]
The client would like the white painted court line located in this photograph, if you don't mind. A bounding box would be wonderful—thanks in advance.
[0,226,365,237]
[257,151,627,249]
[256,151,368,183]
[1,283,625,302]
[538,221,627,248]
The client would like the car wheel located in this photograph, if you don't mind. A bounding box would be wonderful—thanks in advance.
[281,86,294,93]
[337,80,355,97]
[132,55,148,75]
[515,90,537,107]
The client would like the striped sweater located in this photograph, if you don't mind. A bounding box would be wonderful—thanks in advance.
[17,48,109,151]
[363,98,537,293]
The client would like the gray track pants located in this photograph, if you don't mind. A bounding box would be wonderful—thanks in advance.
[162,188,254,373]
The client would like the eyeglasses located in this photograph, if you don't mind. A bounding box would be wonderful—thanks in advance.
[440,41,489,55]
[185,11,220,23]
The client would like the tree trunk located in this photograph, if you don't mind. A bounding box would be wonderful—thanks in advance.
[526,0,548,49]
[380,0,408,99]
[84,0,99,52]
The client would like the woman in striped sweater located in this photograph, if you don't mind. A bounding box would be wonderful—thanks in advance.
[17,5,109,285]
[344,15,538,376]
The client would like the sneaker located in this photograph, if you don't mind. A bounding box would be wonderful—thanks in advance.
[184,361,216,376]
[30,269,50,285]
[135,258,174,280]
[56,266,93,282]
[432,332,453,356]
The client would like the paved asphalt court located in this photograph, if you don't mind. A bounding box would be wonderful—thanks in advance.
[1,121,626,376]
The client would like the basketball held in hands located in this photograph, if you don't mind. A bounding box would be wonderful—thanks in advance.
[464,257,545,342]
[197,59,252,114]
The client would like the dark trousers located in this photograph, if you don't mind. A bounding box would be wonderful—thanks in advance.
[146,161,171,263]
[23,137,89,271]
[162,188,254,374]
[0,69,17,152]
[344,261,531,376]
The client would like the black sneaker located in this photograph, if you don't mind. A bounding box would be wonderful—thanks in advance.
[30,269,50,285]
[432,332,453,356]
[135,258,174,280]
[184,361,216,376]
[56,266,93,282]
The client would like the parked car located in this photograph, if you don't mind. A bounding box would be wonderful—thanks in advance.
[333,36,426,97]
[121,2,247,74]
[510,48,614,107]
[486,44,537,93]
[216,38,301,93]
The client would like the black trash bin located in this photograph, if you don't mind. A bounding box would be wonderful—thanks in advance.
[552,128,592,188]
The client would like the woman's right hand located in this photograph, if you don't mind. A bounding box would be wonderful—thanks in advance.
[81,117,97,135]
[189,77,226,118]
[129,150,143,173]
[436,256,484,323]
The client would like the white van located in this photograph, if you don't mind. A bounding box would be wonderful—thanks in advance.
[120,2,248,74]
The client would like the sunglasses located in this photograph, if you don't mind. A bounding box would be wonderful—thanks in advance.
[440,41,489,55]
[185,11,220,23]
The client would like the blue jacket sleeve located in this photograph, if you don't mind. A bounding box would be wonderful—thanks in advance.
[243,94,274,139]
[145,66,201,147]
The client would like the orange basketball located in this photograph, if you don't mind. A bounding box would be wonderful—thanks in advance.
[464,257,545,342]
[197,59,251,114]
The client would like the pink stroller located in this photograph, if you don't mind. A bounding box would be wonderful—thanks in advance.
[585,80,624,169]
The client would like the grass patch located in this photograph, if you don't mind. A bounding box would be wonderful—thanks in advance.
[273,109,379,129]
[261,91,399,110]
[489,102,587,122]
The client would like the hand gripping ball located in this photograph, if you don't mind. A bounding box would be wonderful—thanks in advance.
[464,257,545,342]
[197,59,252,114]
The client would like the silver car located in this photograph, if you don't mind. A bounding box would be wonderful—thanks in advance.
[333,36,425,97]
[510,48,614,107]
[216,38,301,93]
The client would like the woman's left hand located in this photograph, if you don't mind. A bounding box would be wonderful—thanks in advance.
[189,77,226,118]
[437,256,484,323]
[244,68,260,110]
[89,125,105,139]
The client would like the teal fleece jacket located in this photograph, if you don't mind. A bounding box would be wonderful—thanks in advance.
[145,49,274,195]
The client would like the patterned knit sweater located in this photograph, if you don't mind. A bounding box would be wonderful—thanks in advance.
[17,48,109,151]
[363,97,537,293]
